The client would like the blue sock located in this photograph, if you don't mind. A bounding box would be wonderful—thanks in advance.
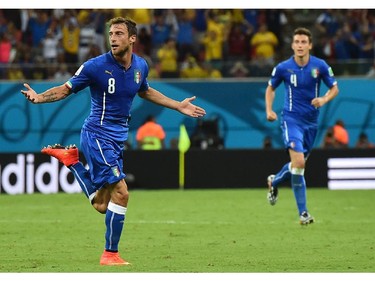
[272,162,291,188]
[105,202,127,252]
[291,172,307,215]
[69,162,96,202]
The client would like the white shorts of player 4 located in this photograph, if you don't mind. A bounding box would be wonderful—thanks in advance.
[267,174,278,205]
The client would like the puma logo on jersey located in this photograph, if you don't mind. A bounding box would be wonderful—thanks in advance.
[105,70,114,76]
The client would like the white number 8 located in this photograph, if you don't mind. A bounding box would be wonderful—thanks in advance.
[108,78,115,94]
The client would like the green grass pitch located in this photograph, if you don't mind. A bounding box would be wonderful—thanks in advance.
[0,188,374,273]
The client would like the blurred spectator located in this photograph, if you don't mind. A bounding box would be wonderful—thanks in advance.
[0,31,11,79]
[85,44,101,61]
[92,9,112,53]
[176,10,195,62]
[355,132,374,148]
[136,115,166,150]
[53,63,72,81]
[7,65,25,80]
[164,9,179,40]
[0,32,11,63]
[25,10,51,48]
[203,62,222,79]
[180,55,206,78]
[77,10,96,64]
[321,127,336,148]
[135,27,152,56]
[250,23,278,66]
[201,29,224,71]
[127,9,152,34]
[135,47,159,79]
[150,13,173,59]
[7,21,22,47]
[264,9,288,60]
[156,37,179,78]
[333,22,360,60]
[333,119,349,148]
[191,9,207,46]
[263,136,273,149]
[315,9,342,38]
[227,22,250,60]
[228,61,249,78]
[41,28,59,63]
[61,17,80,64]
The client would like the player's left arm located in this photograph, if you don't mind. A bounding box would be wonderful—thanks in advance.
[311,64,339,108]
[311,84,339,108]
[138,87,206,118]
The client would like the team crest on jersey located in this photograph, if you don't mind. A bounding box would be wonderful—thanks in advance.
[112,166,120,177]
[134,70,141,84]
[311,68,319,78]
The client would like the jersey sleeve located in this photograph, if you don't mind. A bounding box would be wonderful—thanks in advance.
[138,59,150,93]
[320,60,337,89]
[65,60,94,93]
[268,64,283,89]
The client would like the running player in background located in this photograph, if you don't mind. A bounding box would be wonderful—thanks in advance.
[264,27,339,225]
[21,17,206,265]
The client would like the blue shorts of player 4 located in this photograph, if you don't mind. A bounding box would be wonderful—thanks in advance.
[280,112,318,157]
[80,127,126,191]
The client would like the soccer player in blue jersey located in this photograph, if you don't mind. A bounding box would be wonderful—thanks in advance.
[21,17,206,265]
[265,27,339,225]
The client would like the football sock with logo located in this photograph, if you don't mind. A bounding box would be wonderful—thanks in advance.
[69,162,96,202]
[291,168,307,215]
[105,202,127,252]
[272,162,291,188]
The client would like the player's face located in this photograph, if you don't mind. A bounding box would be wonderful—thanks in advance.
[109,23,136,57]
[291,34,312,58]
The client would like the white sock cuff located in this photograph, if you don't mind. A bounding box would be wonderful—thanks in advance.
[108,201,127,215]
[291,167,305,175]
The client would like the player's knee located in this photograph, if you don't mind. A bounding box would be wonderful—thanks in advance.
[116,189,129,205]
[93,202,109,214]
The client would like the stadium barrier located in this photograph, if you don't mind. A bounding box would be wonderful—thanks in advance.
[1,78,375,151]
[1,148,374,194]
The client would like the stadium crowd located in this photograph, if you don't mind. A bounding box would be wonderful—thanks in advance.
[0,8,374,80]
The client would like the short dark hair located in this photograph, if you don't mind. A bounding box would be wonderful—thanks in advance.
[293,27,312,43]
[108,17,137,37]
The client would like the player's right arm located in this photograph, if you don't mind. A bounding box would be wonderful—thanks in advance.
[21,83,71,104]
[265,84,278,122]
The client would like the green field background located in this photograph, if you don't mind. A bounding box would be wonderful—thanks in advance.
[0,188,374,273]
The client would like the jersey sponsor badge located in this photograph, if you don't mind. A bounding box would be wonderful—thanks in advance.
[134,70,141,84]
[328,67,334,77]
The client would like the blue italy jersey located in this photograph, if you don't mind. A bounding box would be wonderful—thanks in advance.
[268,55,337,122]
[66,52,149,142]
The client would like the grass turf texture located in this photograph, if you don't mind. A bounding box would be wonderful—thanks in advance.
[0,188,374,273]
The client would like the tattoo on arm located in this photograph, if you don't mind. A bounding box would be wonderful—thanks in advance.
[44,92,58,102]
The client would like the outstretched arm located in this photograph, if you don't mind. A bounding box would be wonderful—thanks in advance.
[21,83,72,104]
[138,87,206,118]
